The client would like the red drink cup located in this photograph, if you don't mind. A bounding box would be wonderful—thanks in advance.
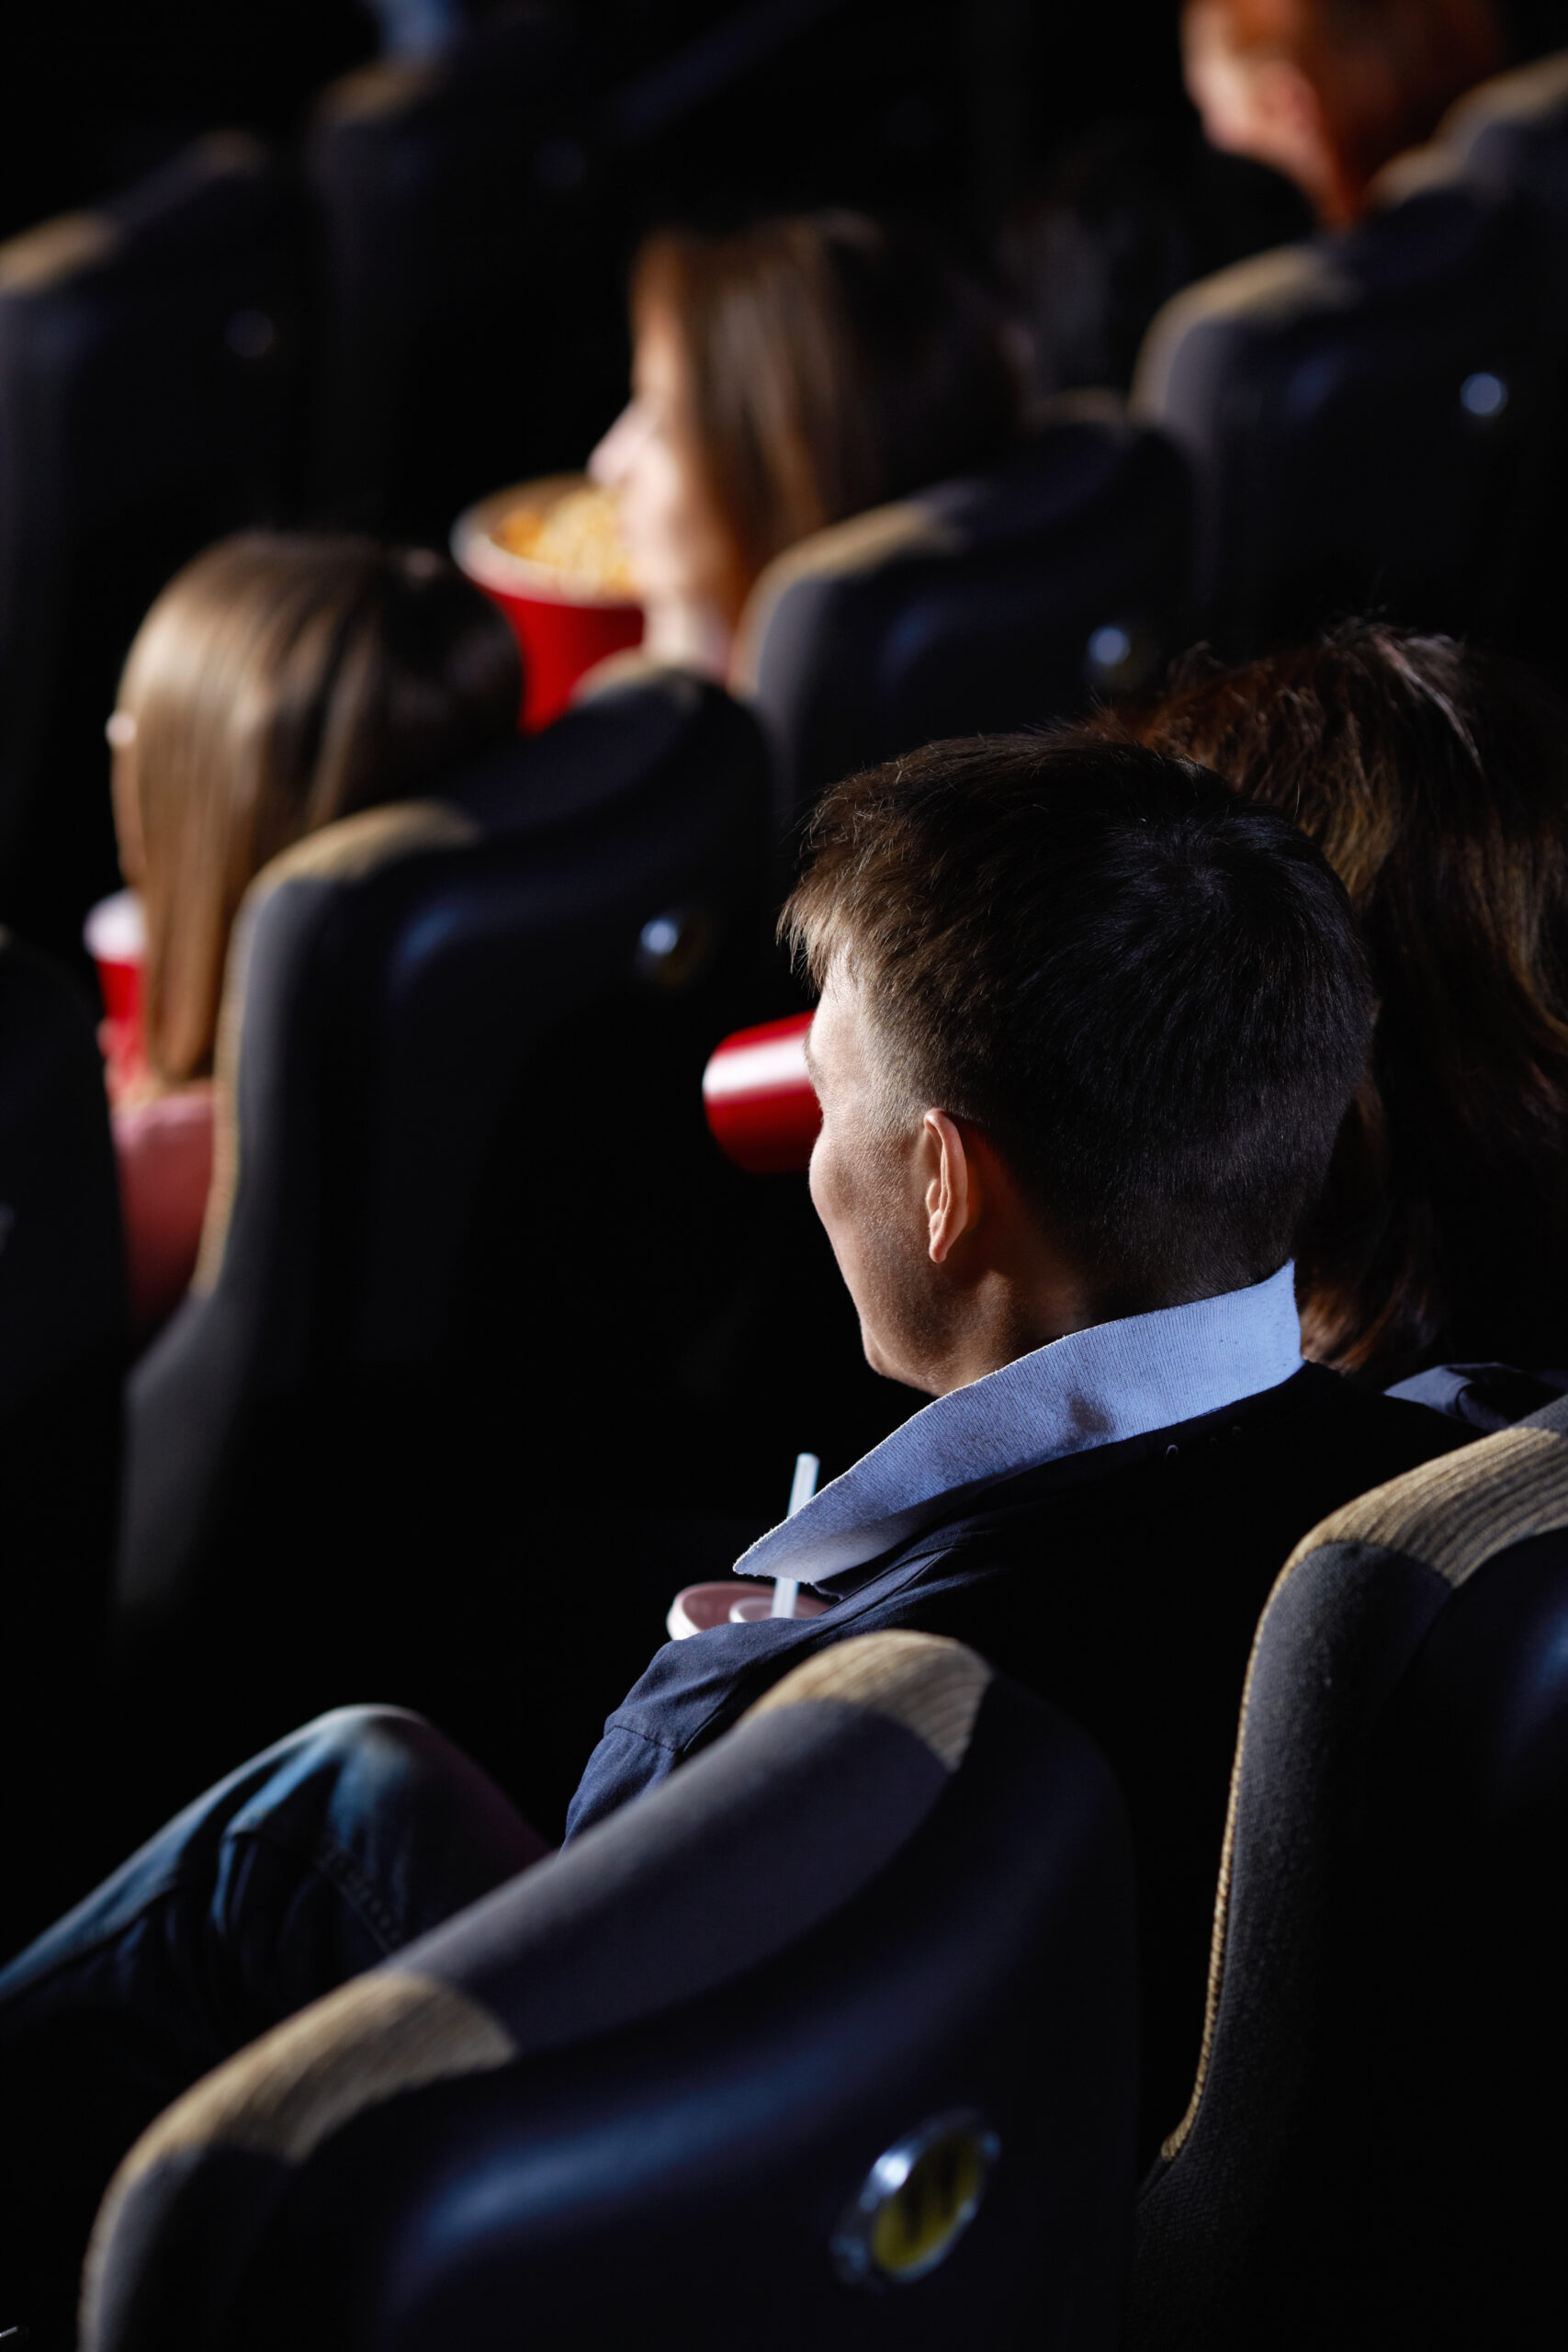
[702,1011,820,1174]
[85,888,146,1098]
[452,477,645,733]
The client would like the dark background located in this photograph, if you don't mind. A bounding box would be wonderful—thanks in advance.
[4,2,1185,246]
[6,0,1567,461]
[11,1,1568,236]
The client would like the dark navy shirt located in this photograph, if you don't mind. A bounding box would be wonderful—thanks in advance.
[565,1265,1308,1841]
[562,1355,1468,2156]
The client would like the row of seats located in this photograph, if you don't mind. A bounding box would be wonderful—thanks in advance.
[743,39,1568,790]
[0,666,916,1901]
[4,47,1568,2336]
[0,114,1190,950]
[116,672,801,1825]
[10,45,1568,957]
[8,709,1564,2329]
[1135,51,1568,666]
[76,1400,1568,2349]
[0,137,303,954]
[11,54,1568,1862]
[7,650,1561,2332]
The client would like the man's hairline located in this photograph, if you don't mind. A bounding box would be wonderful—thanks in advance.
[808,948,934,1136]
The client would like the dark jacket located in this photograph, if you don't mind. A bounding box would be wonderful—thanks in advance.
[567,1365,1471,2161]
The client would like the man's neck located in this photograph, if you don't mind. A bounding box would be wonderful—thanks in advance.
[916,1274,1114,1398]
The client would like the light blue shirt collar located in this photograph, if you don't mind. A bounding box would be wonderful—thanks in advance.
[735,1261,1304,1592]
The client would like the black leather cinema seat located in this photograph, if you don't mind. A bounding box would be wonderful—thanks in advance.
[117,673,782,1806]
[0,934,125,1952]
[1129,1398,1568,2351]
[1439,45,1568,229]
[82,1633,1137,2352]
[0,935,124,1478]
[732,400,1192,828]
[304,14,620,537]
[1132,152,1568,664]
[0,136,304,956]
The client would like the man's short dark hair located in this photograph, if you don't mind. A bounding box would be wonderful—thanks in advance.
[782,732,1373,1310]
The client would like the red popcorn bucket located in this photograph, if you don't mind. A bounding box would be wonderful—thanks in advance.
[702,1011,820,1174]
[85,888,146,1097]
[452,475,645,733]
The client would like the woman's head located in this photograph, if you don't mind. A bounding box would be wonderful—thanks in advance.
[1128,621,1568,1380]
[1182,0,1506,224]
[591,211,1021,639]
[114,533,521,1086]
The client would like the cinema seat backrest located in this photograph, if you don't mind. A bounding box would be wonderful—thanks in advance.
[1133,157,1568,663]
[0,935,123,1424]
[1438,45,1568,226]
[1129,1397,1568,2352]
[733,401,1191,828]
[0,933,125,1949]
[305,14,609,538]
[0,136,304,951]
[118,674,771,1650]
[83,1632,1137,2352]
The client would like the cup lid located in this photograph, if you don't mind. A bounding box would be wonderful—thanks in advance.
[84,889,145,962]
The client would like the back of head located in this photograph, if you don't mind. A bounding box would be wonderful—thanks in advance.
[783,733,1371,1316]
[1187,0,1506,220]
[1130,622,1568,1377]
[118,533,520,1085]
[633,211,1021,609]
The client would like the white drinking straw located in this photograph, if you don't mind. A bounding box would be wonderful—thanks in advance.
[770,1451,820,1618]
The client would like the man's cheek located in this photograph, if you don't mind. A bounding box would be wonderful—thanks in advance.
[807,1140,828,1226]
[808,1134,851,1229]
[808,1151,869,1301]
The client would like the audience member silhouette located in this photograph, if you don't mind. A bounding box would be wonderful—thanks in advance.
[1126,621,1568,1387]
[106,534,519,1333]
[1182,0,1506,226]
[0,735,1472,2344]
[588,211,1021,683]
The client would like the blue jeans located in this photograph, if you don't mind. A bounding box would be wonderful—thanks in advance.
[0,1706,545,2346]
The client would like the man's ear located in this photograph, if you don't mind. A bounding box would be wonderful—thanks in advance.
[923,1110,975,1265]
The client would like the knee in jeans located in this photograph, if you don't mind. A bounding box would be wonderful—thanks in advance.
[257,1705,453,1826]
[223,1704,541,1952]
[247,1706,526,1865]
[294,1703,434,1767]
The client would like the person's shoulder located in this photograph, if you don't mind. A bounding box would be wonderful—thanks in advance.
[565,1611,855,1840]
[903,1363,1474,1566]
[1150,1362,1476,1517]
[598,1612,831,1766]
[1158,1361,1478,1549]
[1277,1360,1477,1465]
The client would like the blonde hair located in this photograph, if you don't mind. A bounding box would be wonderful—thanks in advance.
[117,533,520,1085]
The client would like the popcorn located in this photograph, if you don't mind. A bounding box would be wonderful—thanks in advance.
[491,481,637,599]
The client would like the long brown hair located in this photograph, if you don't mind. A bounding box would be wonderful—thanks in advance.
[632,212,1021,620]
[116,534,520,1086]
[1126,622,1568,1382]
[1195,0,1505,220]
